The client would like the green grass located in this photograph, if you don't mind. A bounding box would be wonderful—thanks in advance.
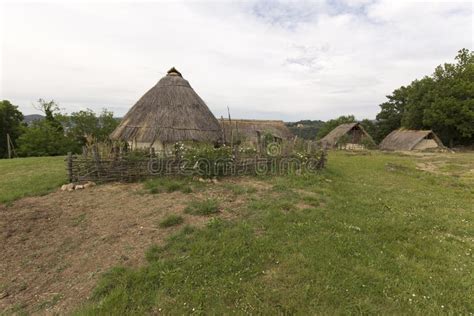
[184,198,220,216]
[158,214,184,228]
[0,156,66,203]
[144,177,198,194]
[2,152,471,313]
[67,151,474,314]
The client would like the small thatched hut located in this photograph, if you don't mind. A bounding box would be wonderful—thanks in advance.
[219,119,293,145]
[319,122,373,149]
[379,129,444,151]
[110,67,221,151]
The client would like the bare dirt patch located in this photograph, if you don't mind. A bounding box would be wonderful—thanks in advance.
[0,178,265,314]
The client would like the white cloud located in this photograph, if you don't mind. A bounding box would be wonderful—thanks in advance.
[0,0,472,121]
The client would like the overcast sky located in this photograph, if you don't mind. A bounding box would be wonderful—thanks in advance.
[0,0,472,121]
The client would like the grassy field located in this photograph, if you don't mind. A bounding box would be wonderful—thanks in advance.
[70,151,473,314]
[0,156,66,203]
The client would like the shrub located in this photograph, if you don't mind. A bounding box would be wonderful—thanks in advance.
[159,215,184,228]
[183,144,233,177]
[184,199,220,216]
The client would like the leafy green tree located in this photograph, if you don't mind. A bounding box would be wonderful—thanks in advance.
[317,115,356,139]
[65,108,119,146]
[374,86,409,143]
[359,119,377,143]
[0,100,24,158]
[17,120,78,157]
[423,48,474,146]
[36,99,63,132]
[374,48,474,147]
[401,77,435,130]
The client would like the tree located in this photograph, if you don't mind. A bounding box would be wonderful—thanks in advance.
[36,99,63,132]
[65,108,119,146]
[0,100,24,158]
[359,119,377,143]
[423,48,474,146]
[401,77,435,130]
[374,86,409,143]
[374,48,474,147]
[17,120,78,157]
[17,99,78,156]
[317,115,356,139]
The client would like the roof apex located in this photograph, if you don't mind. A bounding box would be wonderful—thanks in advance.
[167,67,182,77]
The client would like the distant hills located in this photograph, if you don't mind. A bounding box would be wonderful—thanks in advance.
[286,120,325,140]
[23,114,44,125]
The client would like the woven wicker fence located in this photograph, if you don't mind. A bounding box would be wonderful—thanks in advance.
[66,148,327,183]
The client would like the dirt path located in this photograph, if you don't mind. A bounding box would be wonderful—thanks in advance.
[0,180,259,314]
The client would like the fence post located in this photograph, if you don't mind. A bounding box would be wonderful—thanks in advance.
[67,152,73,183]
[92,145,101,179]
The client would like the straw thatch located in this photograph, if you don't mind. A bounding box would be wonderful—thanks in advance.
[319,123,373,148]
[379,129,444,151]
[219,119,293,144]
[110,68,221,147]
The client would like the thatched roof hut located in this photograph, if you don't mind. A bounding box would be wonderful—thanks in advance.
[219,119,293,144]
[379,129,444,151]
[319,122,373,149]
[110,67,221,150]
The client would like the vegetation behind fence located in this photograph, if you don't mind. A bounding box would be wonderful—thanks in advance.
[66,142,327,183]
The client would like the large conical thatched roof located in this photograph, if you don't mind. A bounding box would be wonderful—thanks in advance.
[110,68,221,144]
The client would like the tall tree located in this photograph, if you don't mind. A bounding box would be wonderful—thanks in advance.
[374,86,409,143]
[65,108,119,146]
[0,100,24,158]
[423,48,474,146]
[374,48,474,147]
[35,99,64,132]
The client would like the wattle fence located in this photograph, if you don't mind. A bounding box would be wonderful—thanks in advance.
[66,146,327,183]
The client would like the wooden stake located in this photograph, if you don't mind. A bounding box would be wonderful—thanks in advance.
[6,134,11,159]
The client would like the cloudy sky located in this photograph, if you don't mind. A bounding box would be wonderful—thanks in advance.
[0,0,472,121]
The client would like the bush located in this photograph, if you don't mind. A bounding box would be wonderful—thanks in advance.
[184,199,220,216]
[17,120,79,156]
[159,215,184,228]
[183,144,233,177]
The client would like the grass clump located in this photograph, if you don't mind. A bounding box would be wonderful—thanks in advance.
[145,245,163,263]
[184,199,220,216]
[158,214,184,228]
[144,177,196,194]
[224,183,258,195]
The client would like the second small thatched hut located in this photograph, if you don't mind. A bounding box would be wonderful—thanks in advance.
[319,122,374,149]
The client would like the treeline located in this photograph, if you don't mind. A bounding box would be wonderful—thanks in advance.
[0,99,119,158]
[286,120,325,140]
[300,49,474,146]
